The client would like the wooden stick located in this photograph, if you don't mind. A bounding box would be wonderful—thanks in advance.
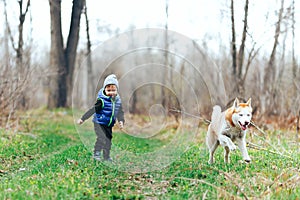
[247,142,293,160]
[250,121,266,135]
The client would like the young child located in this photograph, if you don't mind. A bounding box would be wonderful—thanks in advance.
[77,74,124,161]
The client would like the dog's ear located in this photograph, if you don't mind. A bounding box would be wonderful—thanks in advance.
[246,98,252,108]
[233,98,239,108]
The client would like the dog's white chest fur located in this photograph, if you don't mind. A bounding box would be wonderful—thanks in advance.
[222,122,245,141]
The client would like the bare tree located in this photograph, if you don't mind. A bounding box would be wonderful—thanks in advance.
[230,0,250,97]
[161,0,169,109]
[3,0,31,108]
[262,0,284,115]
[48,0,65,108]
[291,0,297,80]
[16,0,30,72]
[236,0,249,96]
[3,0,30,70]
[129,26,138,114]
[83,1,95,102]
[1,0,35,128]
[48,0,84,108]
[230,0,237,78]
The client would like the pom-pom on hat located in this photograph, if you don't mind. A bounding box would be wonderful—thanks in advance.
[103,74,119,89]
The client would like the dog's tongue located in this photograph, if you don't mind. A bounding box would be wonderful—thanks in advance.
[239,122,247,130]
[241,125,247,130]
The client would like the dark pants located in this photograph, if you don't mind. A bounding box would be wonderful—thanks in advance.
[93,123,112,159]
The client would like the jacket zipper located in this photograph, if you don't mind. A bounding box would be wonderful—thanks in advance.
[108,98,115,127]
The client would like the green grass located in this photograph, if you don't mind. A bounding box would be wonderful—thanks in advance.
[0,108,299,199]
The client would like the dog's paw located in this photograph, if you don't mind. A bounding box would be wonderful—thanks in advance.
[228,144,237,151]
[208,157,214,164]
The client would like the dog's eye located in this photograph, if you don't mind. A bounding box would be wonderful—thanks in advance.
[247,114,251,117]
[239,114,243,116]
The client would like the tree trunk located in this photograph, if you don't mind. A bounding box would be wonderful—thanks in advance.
[291,0,297,79]
[83,1,95,103]
[65,0,84,106]
[17,0,31,108]
[230,0,237,77]
[264,0,284,92]
[48,0,84,108]
[161,0,169,109]
[262,0,284,115]
[236,0,249,96]
[48,0,66,108]
[3,0,31,109]
[237,0,249,79]
[129,89,138,114]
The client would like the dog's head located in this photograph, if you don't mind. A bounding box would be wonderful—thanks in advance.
[232,98,252,131]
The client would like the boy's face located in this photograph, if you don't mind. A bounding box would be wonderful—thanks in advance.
[105,84,117,97]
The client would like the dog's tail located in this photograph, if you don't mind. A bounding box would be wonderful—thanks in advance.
[206,105,224,148]
[210,105,226,134]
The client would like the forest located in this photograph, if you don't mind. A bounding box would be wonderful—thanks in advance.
[0,0,299,127]
[0,0,299,123]
[0,0,300,199]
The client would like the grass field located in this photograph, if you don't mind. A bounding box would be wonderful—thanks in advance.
[0,108,299,199]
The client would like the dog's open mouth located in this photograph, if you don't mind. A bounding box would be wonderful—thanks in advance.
[238,121,249,130]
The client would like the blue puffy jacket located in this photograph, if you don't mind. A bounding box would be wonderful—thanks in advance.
[93,88,122,127]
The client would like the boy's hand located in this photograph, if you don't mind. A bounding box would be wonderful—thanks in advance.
[77,119,84,125]
[119,121,124,129]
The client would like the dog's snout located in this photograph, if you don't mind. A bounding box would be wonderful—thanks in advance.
[244,121,249,126]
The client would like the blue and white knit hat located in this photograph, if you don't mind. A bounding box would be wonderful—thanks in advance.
[103,74,119,89]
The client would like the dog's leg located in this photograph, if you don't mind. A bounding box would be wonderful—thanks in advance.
[236,137,251,163]
[208,141,219,164]
[218,135,236,151]
[219,135,236,163]
[224,146,230,163]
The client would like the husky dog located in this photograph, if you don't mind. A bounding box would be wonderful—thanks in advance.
[206,98,252,164]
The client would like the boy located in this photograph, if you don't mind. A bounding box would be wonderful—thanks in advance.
[77,74,124,161]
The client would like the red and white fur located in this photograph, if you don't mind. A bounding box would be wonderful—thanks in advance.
[206,98,252,164]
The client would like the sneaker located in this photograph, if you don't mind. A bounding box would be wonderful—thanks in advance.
[104,157,113,162]
[103,150,112,162]
[93,151,102,161]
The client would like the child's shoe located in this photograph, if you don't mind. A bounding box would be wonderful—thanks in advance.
[104,157,113,162]
[103,150,112,162]
[93,151,102,161]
